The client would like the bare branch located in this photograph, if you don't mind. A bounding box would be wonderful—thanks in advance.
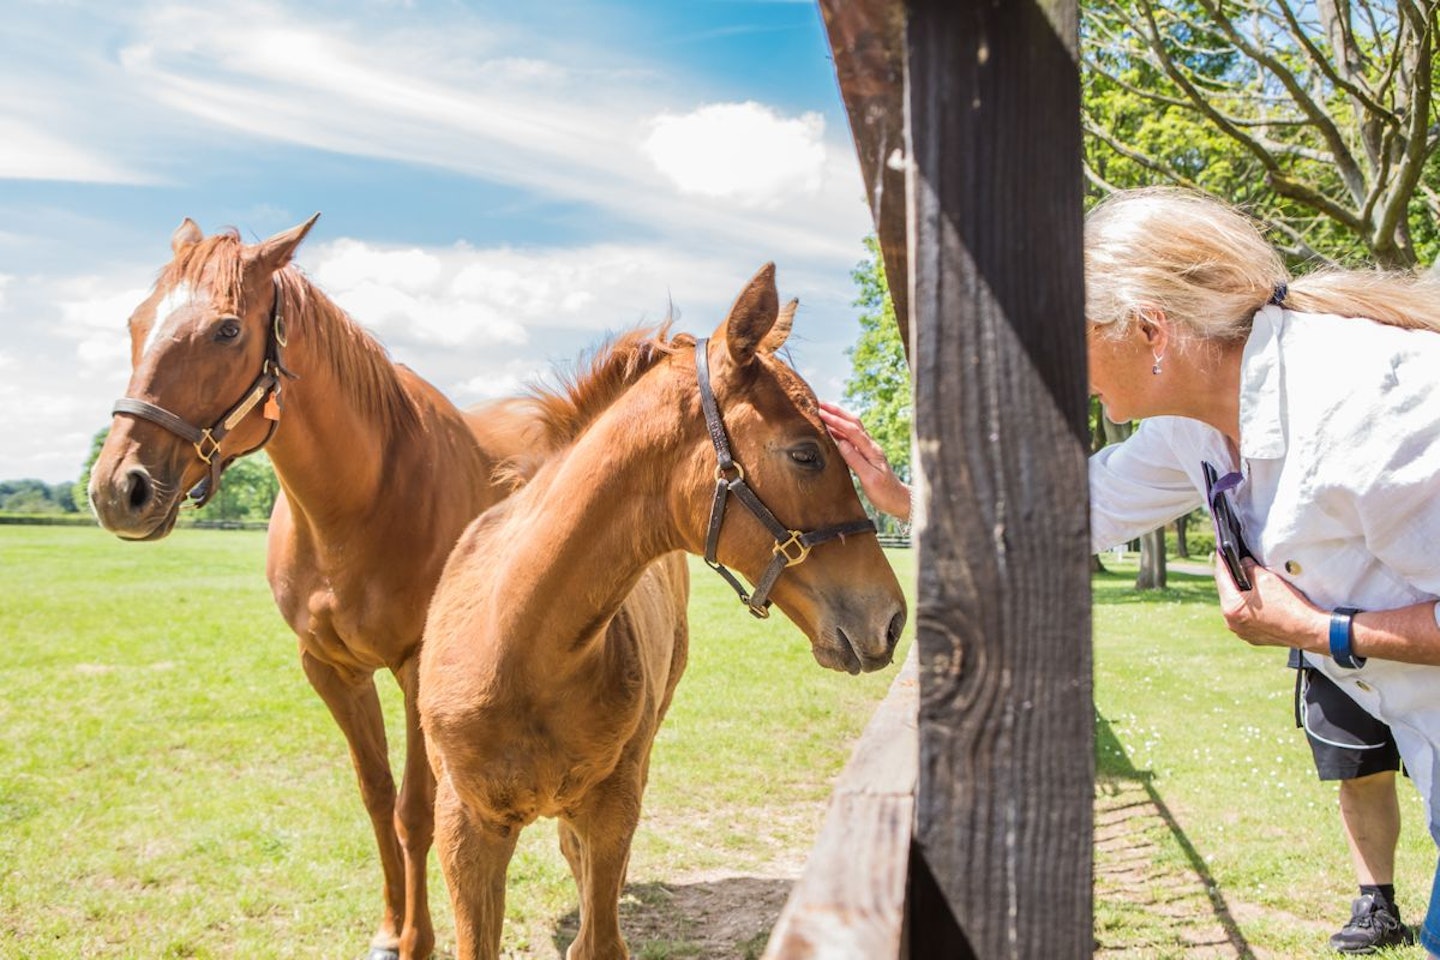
[1278,3,1394,119]
[1083,116,1201,189]
[1191,0,1369,203]
[1082,158,1124,197]
[1261,215,1341,267]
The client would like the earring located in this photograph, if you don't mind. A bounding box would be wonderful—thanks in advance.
[1152,352,1164,376]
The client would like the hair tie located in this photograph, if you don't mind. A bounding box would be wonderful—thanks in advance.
[1267,283,1288,307]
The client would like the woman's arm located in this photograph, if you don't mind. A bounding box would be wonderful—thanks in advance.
[818,403,912,522]
[1217,559,1440,666]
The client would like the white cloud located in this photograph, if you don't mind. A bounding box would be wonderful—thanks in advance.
[642,102,828,207]
[54,279,151,373]
[0,118,151,184]
[96,5,866,262]
[304,238,743,355]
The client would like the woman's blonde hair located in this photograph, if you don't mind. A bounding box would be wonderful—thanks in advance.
[1084,187,1440,340]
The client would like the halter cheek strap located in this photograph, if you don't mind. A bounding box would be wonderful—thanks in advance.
[111,276,297,508]
[694,338,876,618]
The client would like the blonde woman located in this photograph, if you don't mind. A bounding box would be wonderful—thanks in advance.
[823,187,1440,955]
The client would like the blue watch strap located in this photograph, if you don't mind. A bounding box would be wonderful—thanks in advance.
[1329,606,1365,669]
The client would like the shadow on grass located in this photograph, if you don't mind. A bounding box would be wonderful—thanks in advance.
[551,876,789,959]
[1092,566,1219,607]
[1097,712,1257,959]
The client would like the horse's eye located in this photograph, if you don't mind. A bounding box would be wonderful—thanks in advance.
[215,319,241,341]
[788,443,824,471]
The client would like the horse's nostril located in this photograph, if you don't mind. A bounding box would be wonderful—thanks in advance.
[886,609,906,650]
[126,468,153,512]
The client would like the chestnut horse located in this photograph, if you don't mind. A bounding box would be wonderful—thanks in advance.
[418,264,907,960]
[88,215,525,960]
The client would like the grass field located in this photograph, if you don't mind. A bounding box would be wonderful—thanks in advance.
[2,526,1434,958]
[1093,561,1433,958]
[0,525,913,959]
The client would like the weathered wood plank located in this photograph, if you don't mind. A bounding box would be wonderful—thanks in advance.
[762,651,918,960]
[816,0,911,360]
[906,1,1093,957]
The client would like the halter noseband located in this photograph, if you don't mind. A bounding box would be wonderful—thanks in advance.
[694,338,877,618]
[111,276,296,508]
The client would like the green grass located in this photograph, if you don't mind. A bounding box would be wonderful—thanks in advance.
[7,526,1432,958]
[1094,560,1434,957]
[0,525,913,959]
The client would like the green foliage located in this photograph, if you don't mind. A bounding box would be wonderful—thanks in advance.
[192,452,280,523]
[68,425,279,524]
[842,236,911,482]
[72,427,109,513]
[1083,1,1440,268]
[0,479,79,514]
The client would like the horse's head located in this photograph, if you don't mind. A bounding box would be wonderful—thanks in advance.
[683,263,907,674]
[89,214,319,540]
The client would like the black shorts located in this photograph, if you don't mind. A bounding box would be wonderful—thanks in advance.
[1295,666,1402,781]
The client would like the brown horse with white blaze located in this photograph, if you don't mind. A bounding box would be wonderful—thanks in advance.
[418,263,907,960]
[88,215,524,960]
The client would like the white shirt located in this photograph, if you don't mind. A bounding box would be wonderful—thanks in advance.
[1090,305,1440,840]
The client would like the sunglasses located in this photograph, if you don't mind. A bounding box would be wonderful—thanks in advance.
[1202,460,1254,591]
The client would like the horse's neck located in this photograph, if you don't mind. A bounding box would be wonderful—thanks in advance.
[262,290,411,523]
[496,392,686,663]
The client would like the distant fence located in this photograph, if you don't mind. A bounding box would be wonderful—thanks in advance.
[876,533,912,549]
[0,514,267,531]
[0,514,96,526]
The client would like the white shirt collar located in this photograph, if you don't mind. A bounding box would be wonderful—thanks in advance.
[1238,304,1287,462]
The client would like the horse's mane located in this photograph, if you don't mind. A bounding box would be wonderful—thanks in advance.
[160,231,420,433]
[526,322,695,452]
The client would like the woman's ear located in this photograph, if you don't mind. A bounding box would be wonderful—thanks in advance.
[1136,306,1171,354]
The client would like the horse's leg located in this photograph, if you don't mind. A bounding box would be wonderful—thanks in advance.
[561,771,645,960]
[433,770,518,960]
[300,651,406,960]
[392,656,436,960]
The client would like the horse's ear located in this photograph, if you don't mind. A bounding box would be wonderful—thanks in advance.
[715,263,779,367]
[171,218,203,254]
[760,297,797,353]
[250,212,322,273]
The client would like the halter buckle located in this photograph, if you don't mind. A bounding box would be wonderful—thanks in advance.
[747,600,771,620]
[194,429,221,464]
[773,531,811,567]
[715,461,744,483]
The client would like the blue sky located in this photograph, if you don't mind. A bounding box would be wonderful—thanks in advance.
[0,0,878,483]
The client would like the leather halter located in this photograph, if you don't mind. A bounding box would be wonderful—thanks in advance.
[111,276,296,508]
[694,338,877,618]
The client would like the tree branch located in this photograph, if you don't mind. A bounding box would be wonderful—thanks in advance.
[1191,0,1369,204]
[1132,2,1368,233]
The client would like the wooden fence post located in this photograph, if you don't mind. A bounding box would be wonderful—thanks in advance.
[906,1,1093,956]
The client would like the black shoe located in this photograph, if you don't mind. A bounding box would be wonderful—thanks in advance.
[1329,894,1415,954]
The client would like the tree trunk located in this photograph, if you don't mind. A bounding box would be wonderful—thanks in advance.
[1135,525,1167,590]
[1174,513,1190,558]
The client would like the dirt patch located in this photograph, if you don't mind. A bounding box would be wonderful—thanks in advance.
[473,779,1278,959]
[549,872,793,959]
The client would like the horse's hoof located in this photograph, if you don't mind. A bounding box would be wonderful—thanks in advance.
[366,948,400,960]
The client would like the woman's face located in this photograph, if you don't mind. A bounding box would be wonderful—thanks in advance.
[1087,320,1158,424]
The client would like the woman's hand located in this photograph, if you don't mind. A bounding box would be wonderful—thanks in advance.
[1214,558,1328,654]
[818,402,912,522]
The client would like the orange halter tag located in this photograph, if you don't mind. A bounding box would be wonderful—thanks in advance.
[263,392,282,421]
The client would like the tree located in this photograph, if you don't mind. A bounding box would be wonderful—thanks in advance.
[194,453,280,523]
[73,425,280,524]
[73,427,109,514]
[843,235,912,481]
[1084,0,1440,268]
